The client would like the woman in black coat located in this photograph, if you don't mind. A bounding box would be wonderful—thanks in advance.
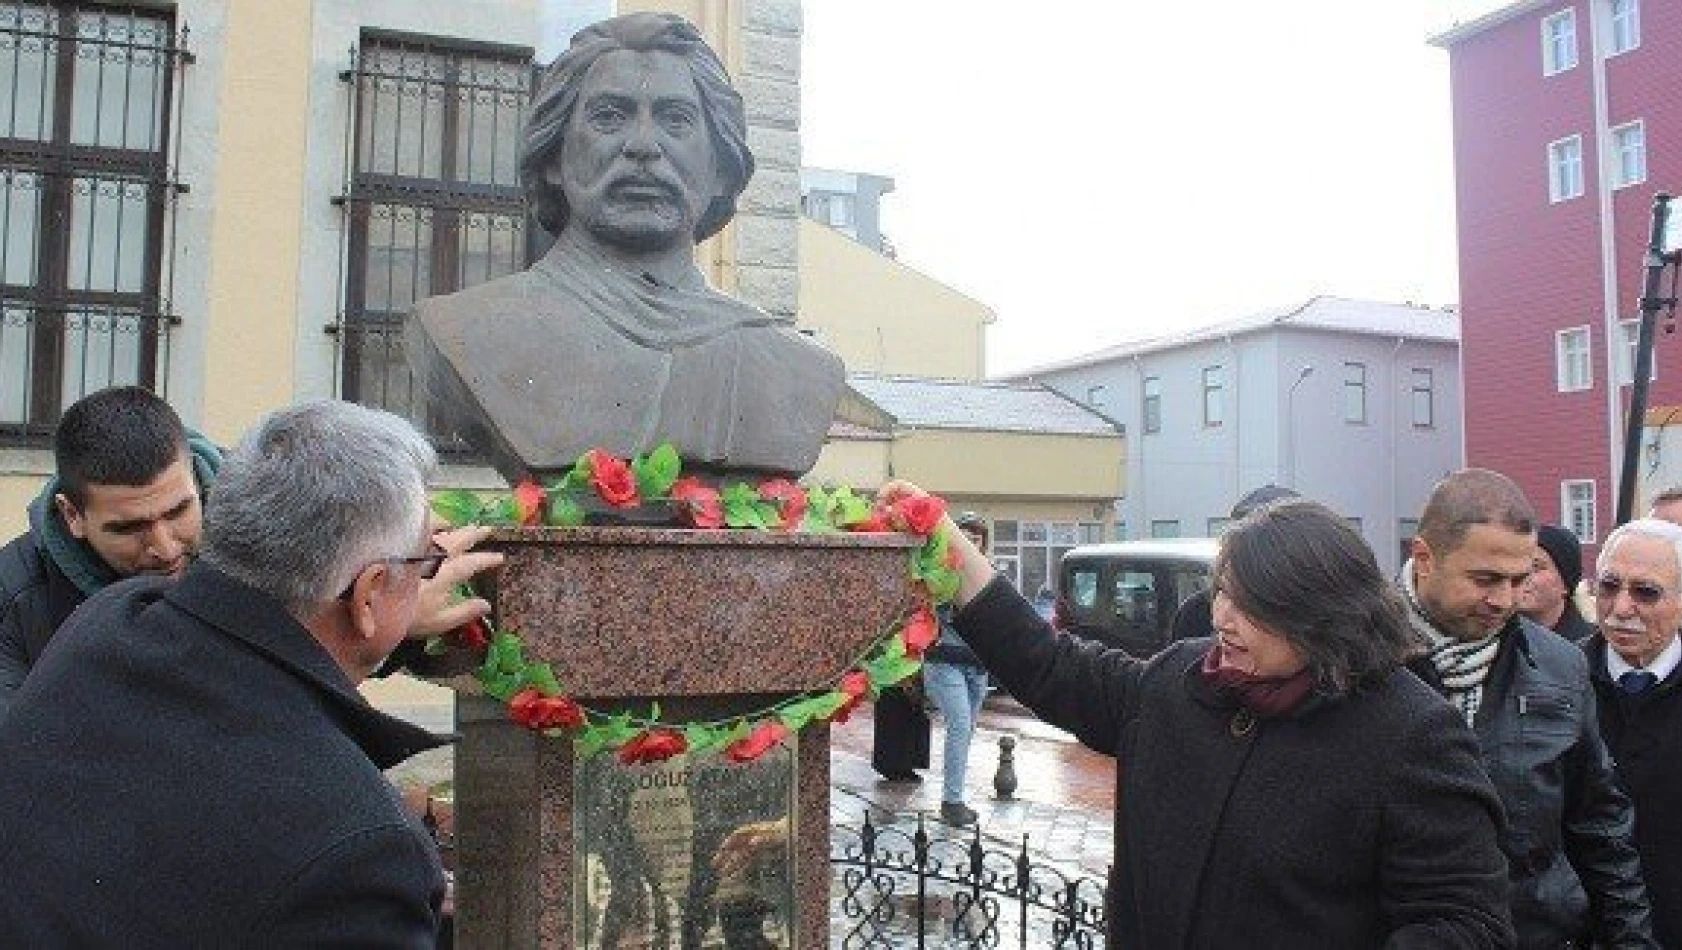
[882,486,1516,948]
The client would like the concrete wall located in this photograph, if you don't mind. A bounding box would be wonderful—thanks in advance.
[798,220,990,380]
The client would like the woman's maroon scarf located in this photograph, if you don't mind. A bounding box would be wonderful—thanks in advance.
[1200,645,1314,718]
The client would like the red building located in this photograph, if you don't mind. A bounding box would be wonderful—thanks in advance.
[1434,0,1680,556]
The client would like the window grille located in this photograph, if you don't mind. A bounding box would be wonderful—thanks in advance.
[332,31,536,450]
[0,1,189,442]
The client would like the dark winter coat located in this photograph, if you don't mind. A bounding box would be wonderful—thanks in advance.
[1551,601,1596,643]
[955,576,1515,949]
[0,563,448,948]
[1582,633,1682,949]
[0,433,221,721]
[1408,618,1656,949]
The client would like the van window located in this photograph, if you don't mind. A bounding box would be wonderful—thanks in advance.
[1069,568,1099,608]
[1115,571,1158,629]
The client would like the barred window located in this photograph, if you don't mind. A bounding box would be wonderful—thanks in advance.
[0,2,187,441]
[335,32,535,446]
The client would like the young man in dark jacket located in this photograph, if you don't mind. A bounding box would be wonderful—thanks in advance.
[1582,518,1682,948]
[0,400,456,947]
[1402,469,1655,948]
[0,387,220,721]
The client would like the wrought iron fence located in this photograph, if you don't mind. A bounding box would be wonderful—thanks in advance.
[831,811,1107,948]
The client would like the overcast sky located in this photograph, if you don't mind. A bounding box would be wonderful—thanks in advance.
[800,0,1512,376]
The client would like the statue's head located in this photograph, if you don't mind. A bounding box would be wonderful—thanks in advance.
[521,13,755,248]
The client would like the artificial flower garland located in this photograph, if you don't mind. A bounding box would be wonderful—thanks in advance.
[428,443,960,767]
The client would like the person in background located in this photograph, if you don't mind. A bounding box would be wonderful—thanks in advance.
[880,480,1515,946]
[1582,518,1682,948]
[0,400,456,947]
[1517,523,1594,642]
[1647,486,1682,526]
[922,512,994,827]
[1401,469,1655,947]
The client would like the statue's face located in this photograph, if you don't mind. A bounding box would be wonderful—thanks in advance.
[547,49,721,251]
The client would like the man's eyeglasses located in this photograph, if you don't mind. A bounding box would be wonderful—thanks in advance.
[338,543,448,600]
[1595,574,1668,607]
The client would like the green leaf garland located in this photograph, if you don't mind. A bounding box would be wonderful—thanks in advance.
[429,442,963,764]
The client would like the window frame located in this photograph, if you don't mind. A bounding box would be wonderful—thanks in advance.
[1561,480,1597,544]
[1541,8,1578,75]
[1149,519,1181,539]
[1142,375,1162,434]
[1201,365,1224,428]
[1547,134,1584,203]
[1609,0,1640,56]
[1342,361,1368,425]
[334,31,538,448]
[0,2,186,441]
[1610,120,1646,190]
[1555,325,1592,392]
[1410,367,1435,428]
[1618,317,1657,385]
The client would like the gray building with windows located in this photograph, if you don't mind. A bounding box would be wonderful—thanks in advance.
[1007,296,1463,572]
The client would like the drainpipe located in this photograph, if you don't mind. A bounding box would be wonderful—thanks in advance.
[1588,0,1623,526]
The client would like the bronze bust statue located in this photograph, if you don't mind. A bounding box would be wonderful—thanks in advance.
[407,13,845,482]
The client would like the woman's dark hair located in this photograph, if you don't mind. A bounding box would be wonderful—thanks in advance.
[1213,500,1412,693]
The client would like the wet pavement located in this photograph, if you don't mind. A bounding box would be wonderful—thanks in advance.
[827,692,1116,882]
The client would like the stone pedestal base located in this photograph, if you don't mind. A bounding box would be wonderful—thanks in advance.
[452,528,919,948]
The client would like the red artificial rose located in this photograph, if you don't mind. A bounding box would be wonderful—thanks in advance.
[890,495,947,536]
[900,605,939,658]
[828,670,873,724]
[671,477,724,529]
[512,479,546,527]
[725,720,790,763]
[618,728,688,765]
[456,617,491,651]
[586,449,640,508]
[848,508,893,533]
[508,688,585,731]
[758,478,807,530]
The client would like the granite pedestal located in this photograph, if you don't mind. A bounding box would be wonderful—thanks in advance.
[452,527,920,948]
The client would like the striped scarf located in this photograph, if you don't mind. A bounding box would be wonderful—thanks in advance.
[1399,560,1502,726]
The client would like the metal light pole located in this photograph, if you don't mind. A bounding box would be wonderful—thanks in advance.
[1615,193,1682,526]
[1284,365,1314,488]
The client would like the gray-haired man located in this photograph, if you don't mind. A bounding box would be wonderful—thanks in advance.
[0,401,460,948]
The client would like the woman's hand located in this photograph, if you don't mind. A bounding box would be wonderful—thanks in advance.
[877,480,996,608]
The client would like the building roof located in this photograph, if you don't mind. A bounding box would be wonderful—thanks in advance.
[1005,296,1459,378]
[845,374,1121,437]
[1427,0,1553,48]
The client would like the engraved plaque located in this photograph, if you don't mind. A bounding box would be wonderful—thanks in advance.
[574,741,795,948]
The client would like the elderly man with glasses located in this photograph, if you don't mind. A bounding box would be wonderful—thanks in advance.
[1584,518,1682,948]
[0,401,466,948]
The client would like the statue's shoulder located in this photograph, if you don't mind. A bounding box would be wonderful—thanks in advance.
[413,270,552,326]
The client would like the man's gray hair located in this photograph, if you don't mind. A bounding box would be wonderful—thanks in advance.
[1598,518,1682,585]
[199,401,436,614]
